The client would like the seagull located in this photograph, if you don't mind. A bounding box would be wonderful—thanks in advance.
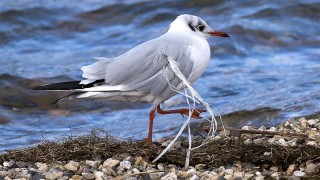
[33,14,229,144]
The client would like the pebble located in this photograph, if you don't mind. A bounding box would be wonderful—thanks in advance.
[161,172,177,180]
[120,160,131,169]
[103,158,120,168]
[293,171,305,177]
[305,163,318,174]
[0,117,319,179]
[263,152,271,156]
[3,161,15,168]
[64,161,79,172]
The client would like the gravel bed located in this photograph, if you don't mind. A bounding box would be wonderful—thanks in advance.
[1,117,320,179]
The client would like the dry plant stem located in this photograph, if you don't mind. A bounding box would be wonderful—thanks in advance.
[203,126,309,139]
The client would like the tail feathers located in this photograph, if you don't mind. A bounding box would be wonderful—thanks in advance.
[51,92,83,105]
[32,79,105,91]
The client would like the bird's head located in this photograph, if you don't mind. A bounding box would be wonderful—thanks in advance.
[168,14,229,39]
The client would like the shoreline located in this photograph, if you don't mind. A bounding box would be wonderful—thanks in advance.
[1,116,320,179]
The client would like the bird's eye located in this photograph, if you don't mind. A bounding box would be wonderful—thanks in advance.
[197,24,205,31]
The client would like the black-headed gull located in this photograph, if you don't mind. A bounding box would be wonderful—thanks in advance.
[33,14,229,144]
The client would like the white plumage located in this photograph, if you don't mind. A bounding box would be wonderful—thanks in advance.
[33,14,229,150]
[79,14,213,108]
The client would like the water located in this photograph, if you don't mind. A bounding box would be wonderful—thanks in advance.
[0,0,319,152]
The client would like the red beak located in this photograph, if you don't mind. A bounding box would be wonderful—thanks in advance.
[207,30,230,38]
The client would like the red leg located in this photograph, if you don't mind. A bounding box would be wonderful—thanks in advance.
[146,108,156,145]
[156,105,206,119]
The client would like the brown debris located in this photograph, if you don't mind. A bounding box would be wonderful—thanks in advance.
[1,132,319,169]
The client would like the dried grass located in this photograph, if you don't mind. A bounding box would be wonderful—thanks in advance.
[1,131,319,169]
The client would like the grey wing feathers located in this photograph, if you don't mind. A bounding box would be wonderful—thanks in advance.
[80,37,194,99]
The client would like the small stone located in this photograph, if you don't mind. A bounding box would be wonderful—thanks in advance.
[307,119,316,126]
[243,173,254,179]
[213,135,222,141]
[103,158,120,168]
[64,161,79,172]
[253,138,263,144]
[244,139,252,145]
[299,118,307,128]
[150,172,164,180]
[293,171,305,177]
[195,164,205,171]
[278,138,287,146]
[187,167,197,176]
[270,166,278,172]
[271,172,280,178]
[35,162,48,172]
[94,171,104,179]
[224,169,234,175]
[15,161,28,168]
[59,176,70,180]
[305,163,319,174]
[71,174,83,180]
[85,160,101,168]
[45,171,63,179]
[82,172,95,179]
[307,141,316,146]
[3,161,15,168]
[268,127,276,131]
[120,160,131,170]
[134,156,143,166]
[263,152,271,156]
[233,172,243,179]
[32,174,44,180]
[16,169,32,179]
[219,130,230,137]
[157,163,164,171]
[241,126,252,130]
[131,168,140,174]
[287,164,295,175]
[160,172,177,180]
[189,174,200,180]
[255,175,265,180]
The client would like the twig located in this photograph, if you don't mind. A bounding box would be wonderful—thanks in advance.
[203,126,309,139]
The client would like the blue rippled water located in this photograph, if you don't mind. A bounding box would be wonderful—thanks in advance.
[0,0,319,152]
